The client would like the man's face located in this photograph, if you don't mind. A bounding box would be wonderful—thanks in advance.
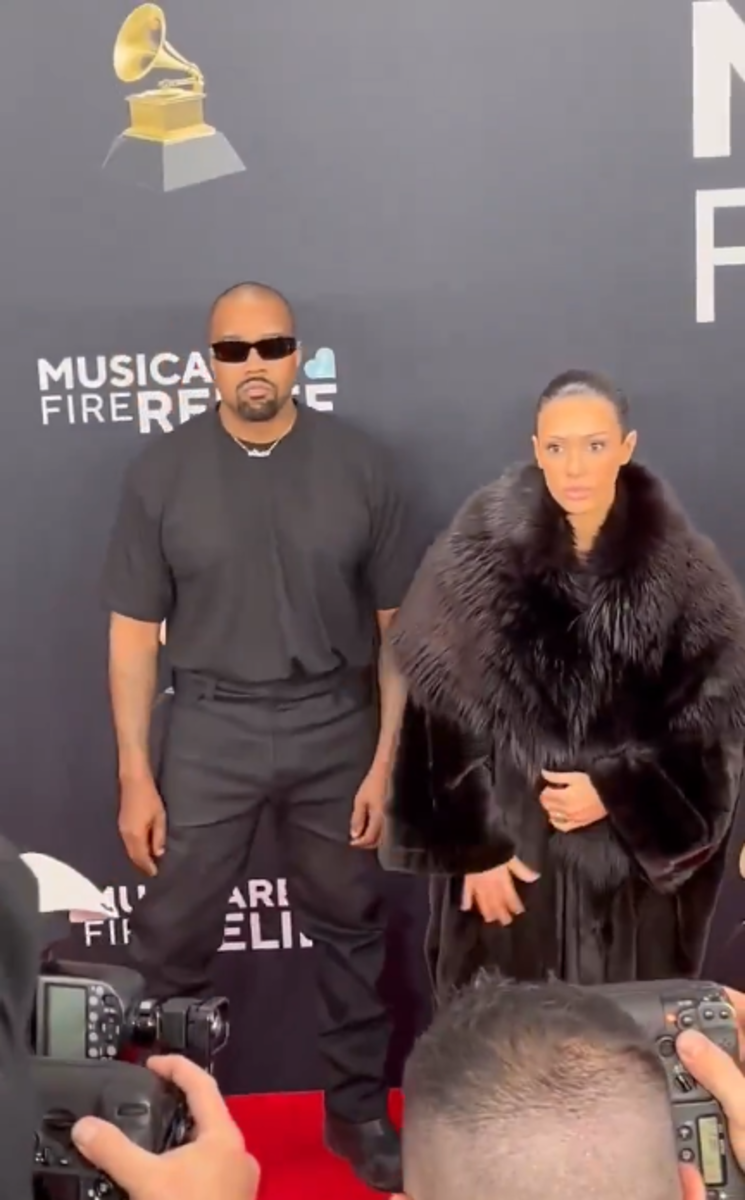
[209,291,300,424]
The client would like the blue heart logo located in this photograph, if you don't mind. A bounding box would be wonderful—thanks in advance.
[304,347,337,380]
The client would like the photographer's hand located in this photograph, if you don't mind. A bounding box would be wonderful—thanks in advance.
[725,987,745,1059]
[71,1055,259,1200]
[677,1003,745,1171]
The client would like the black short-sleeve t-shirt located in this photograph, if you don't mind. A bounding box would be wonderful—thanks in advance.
[102,404,419,685]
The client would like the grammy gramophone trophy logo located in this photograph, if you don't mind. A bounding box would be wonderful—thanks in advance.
[102,3,245,192]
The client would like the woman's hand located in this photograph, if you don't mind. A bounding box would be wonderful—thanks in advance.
[540,770,607,831]
[461,857,540,925]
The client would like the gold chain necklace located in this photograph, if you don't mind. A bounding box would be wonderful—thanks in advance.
[227,408,298,459]
[229,434,280,458]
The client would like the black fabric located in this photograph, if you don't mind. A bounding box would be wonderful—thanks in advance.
[0,837,41,1200]
[130,673,392,1122]
[424,865,687,1003]
[382,461,745,997]
[102,404,417,686]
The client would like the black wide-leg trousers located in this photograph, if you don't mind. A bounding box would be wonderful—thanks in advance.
[130,669,391,1122]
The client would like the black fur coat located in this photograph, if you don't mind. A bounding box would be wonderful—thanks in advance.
[383,462,745,995]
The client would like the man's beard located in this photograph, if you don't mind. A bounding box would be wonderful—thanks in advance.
[235,395,281,422]
[234,378,289,424]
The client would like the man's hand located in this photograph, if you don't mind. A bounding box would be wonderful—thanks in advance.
[462,857,540,925]
[677,989,745,1171]
[350,765,389,849]
[728,987,745,1059]
[72,1055,260,1200]
[540,770,607,832]
[118,776,167,877]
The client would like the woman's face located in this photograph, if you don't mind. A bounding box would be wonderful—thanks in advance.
[532,392,637,519]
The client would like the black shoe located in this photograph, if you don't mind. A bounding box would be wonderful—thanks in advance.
[324,1111,403,1193]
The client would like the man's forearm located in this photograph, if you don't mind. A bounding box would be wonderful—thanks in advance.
[371,631,407,777]
[109,617,160,783]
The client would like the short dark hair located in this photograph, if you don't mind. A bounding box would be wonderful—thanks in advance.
[402,976,678,1200]
[209,281,296,334]
[536,369,631,433]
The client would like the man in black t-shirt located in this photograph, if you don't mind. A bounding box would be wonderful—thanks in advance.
[102,282,417,1194]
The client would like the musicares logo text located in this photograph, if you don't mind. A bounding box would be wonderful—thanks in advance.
[37,349,338,432]
[82,876,314,954]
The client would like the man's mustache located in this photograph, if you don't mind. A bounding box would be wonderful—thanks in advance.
[238,376,277,394]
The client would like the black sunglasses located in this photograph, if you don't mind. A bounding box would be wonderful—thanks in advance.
[211,336,297,364]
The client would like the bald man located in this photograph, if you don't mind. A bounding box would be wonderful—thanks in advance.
[101,282,417,1193]
[399,978,691,1200]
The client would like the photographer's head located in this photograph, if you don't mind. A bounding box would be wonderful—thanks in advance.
[398,977,703,1200]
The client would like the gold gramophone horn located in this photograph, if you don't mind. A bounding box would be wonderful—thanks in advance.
[113,3,203,87]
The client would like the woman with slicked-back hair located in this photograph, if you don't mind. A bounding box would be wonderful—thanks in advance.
[382,370,745,999]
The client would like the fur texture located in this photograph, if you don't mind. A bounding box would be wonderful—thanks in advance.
[382,462,745,909]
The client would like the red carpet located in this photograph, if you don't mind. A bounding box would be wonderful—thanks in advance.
[228,1092,403,1199]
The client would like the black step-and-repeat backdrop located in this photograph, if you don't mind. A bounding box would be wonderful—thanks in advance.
[3,0,745,1094]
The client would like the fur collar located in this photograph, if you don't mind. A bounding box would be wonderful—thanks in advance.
[391,461,745,767]
[495,460,681,577]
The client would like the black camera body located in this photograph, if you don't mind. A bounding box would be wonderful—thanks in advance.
[34,960,229,1069]
[32,960,229,1200]
[595,980,744,1200]
[33,1059,192,1200]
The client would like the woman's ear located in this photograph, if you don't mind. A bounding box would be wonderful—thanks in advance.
[621,429,638,464]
